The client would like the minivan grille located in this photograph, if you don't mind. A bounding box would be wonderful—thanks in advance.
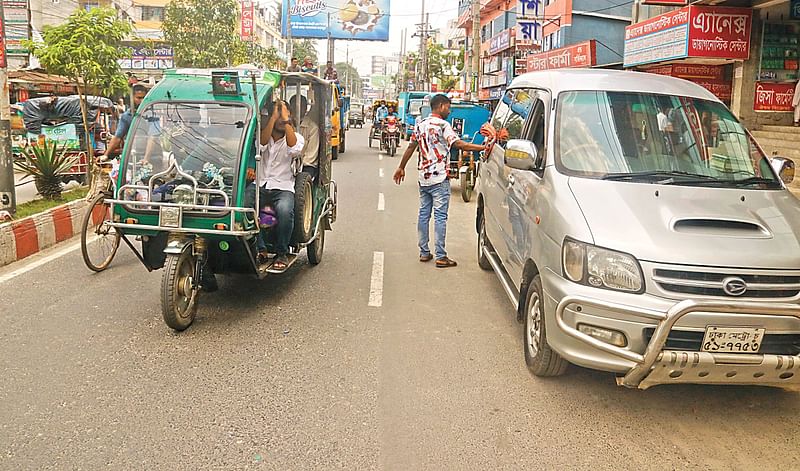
[643,328,800,355]
[652,269,800,299]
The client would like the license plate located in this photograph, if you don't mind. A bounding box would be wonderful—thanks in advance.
[701,326,765,353]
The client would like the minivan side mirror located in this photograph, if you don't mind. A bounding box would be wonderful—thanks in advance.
[770,157,796,184]
[504,139,539,171]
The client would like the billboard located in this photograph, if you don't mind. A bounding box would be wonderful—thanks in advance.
[118,43,175,70]
[283,0,390,41]
[241,1,255,41]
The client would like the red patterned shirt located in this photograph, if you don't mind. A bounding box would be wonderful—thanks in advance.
[411,114,459,186]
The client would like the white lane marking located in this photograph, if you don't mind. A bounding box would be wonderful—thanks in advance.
[379,154,384,161]
[379,168,384,178]
[368,251,384,307]
[377,193,385,211]
[0,238,83,284]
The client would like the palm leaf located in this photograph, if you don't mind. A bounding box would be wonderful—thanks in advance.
[14,140,78,180]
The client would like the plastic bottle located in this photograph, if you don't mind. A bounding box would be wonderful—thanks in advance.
[259,206,277,228]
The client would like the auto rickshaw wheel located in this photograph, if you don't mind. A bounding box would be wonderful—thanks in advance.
[460,170,473,202]
[338,132,346,153]
[293,172,314,244]
[307,225,325,265]
[332,146,339,160]
[161,249,199,331]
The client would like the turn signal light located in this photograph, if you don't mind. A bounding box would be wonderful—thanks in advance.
[214,223,228,230]
[125,218,139,224]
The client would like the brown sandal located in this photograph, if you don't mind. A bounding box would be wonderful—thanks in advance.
[419,253,433,262]
[435,257,458,268]
[272,255,289,271]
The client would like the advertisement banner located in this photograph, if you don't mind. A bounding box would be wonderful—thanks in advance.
[118,43,175,70]
[624,6,752,67]
[3,0,29,56]
[526,40,596,72]
[283,0,390,41]
[754,82,795,112]
[642,0,687,4]
[241,1,255,41]
[687,6,751,60]
[642,64,731,101]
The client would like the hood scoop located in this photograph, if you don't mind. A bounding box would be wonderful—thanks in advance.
[672,218,772,239]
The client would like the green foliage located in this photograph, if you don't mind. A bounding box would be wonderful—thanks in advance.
[291,39,318,64]
[163,0,252,68]
[14,141,77,200]
[25,7,131,96]
[334,62,362,96]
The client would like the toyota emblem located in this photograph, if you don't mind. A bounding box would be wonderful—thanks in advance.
[722,277,748,296]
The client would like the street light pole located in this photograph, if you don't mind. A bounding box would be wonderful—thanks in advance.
[471,0,481,101]
[0,1,15,215]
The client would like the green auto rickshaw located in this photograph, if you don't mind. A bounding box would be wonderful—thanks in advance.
[107,68,338,330]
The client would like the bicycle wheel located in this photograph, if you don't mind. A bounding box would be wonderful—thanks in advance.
[81,193,121,272]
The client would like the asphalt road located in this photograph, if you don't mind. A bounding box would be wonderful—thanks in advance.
[1,127,799,470]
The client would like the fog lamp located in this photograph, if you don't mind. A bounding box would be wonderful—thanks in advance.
[577,324,627,347]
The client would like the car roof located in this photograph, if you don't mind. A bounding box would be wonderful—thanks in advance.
[509,69,720,102]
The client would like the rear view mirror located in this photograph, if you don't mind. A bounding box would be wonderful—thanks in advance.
[770,157,795,184]
[504,139,538,171]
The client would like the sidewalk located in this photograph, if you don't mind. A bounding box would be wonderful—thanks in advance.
[14,171,38,205]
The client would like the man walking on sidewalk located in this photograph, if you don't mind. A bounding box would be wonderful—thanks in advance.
[393,94,487,268]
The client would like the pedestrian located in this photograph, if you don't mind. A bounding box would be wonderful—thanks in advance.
[793,78,800,126]
[393,94,487,268]
[323,61,338,81]
[287,57,301,72]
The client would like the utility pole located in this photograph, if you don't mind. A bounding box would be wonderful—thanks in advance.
[0,1,15,215]
[287,0,293,61]
[471,0,481,101]
[327,11,334,71]
[423,12,430,91]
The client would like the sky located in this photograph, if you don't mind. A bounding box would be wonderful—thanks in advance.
[270,0,461,78]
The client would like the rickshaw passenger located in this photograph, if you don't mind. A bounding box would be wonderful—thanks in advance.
[289,94,321,182]
[246,100,305,270]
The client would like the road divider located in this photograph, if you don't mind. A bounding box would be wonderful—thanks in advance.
[368,251,384,307]
[0,198,89,268]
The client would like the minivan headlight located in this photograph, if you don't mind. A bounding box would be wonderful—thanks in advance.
[562,238,644,293]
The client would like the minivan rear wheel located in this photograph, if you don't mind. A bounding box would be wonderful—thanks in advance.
[477,213,492,271]
[523,275,568,377]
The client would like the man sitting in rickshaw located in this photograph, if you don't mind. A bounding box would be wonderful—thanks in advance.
[289,94,321,183]
[247,99,305,271]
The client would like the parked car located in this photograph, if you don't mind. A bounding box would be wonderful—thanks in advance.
[476,69,800,390]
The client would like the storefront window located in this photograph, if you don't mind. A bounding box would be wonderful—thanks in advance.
[555,91,781,189]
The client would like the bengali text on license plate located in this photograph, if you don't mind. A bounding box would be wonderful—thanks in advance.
[701,326,765,353]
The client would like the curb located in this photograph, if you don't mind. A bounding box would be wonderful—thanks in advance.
[0,198,93,268]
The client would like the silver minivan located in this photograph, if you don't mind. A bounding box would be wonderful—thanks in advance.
[476,69,800,389]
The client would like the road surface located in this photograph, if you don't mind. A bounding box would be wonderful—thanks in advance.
[1,127,798,470]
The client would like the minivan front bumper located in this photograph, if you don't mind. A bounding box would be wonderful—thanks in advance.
[543,272,800,390]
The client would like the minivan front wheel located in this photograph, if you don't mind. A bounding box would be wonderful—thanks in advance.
[523,275,568,377]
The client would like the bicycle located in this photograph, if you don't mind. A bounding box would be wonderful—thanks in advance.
[80,159,121,272]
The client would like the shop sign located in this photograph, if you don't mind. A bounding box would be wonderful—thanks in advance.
[642,64,730,101]
[526,40,596,72]
[792,0,800,20]
[624,6,752,67]
[516,0,541,47]
[241,1,255,41]
[3,0,29,56]
[0,13,6,68]
[118,44,175,70]
[478,89,491,100]
[489,29,512,56]
[489,87,505,100]
[754,81,795,112]
[642,0,687,5]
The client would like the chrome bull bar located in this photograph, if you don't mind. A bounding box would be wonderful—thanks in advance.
[555,296,800,389]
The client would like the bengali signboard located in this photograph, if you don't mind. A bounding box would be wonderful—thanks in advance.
[526,40,596,72]
[489,29,512,56]
[754,82,795,112]
[283,0,390,41]
[241,1,255,41]
[3,0,29,56]
[118,44,175,70]
[643,64,731,101]
[516,0,541,47]
[624,6,751,67]
[642,0,687,5]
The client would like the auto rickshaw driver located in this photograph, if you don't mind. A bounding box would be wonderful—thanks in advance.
[246,98,305,271]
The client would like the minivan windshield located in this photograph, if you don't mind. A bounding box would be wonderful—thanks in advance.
[122,102,249,199]
[555,91,781,188]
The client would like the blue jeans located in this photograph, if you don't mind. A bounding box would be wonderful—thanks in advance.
[418,180,450,260]
[245,184,295,256]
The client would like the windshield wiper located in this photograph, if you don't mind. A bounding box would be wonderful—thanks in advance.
[730,176,780,188]
[601,171,718,182]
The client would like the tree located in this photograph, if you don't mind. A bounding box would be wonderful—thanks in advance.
[163,0,250,68]
[26,7,131,171]
[334,62,362,97]
[291,39,318,64]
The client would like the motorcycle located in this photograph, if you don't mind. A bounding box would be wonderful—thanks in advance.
[381,116,400,156]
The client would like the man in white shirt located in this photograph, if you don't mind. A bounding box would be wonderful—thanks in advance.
[289,94,321,182]
[247,99,305,270]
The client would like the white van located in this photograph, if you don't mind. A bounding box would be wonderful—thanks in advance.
[476,69,800,389]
